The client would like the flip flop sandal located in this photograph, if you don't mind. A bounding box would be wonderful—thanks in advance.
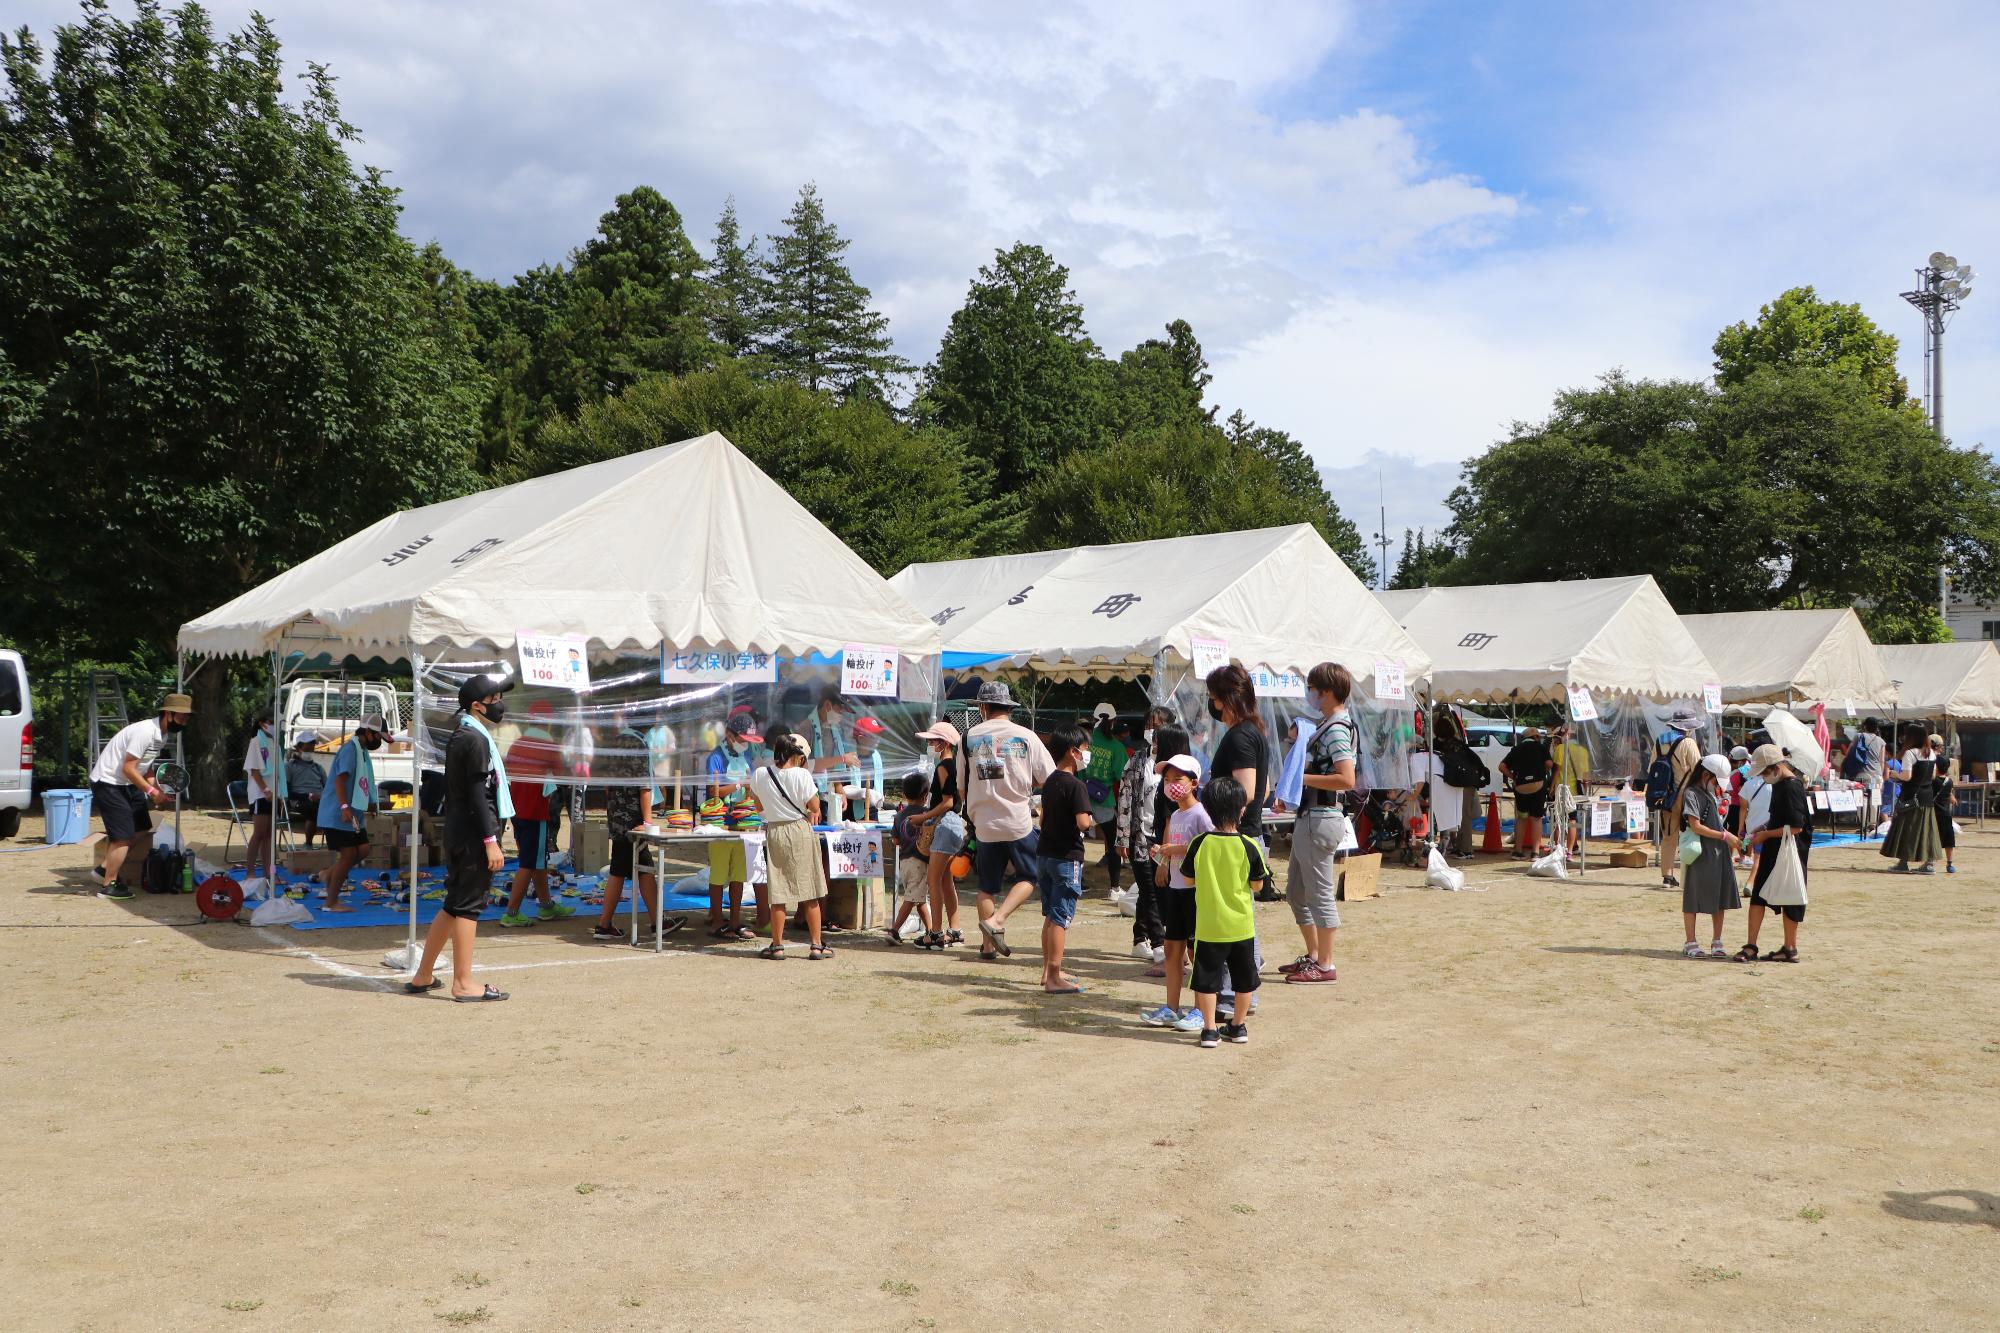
[979,949,1000,961]
[402,978,442,994]
[454,985,509,1003]
[822,923,846,935]
[758,943,786,960]
[808,946,834,960]
[709,926,736,940]
[882,928,903,945]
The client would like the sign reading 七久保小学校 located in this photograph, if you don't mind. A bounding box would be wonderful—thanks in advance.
[519,632,591,691]
[661,648,778,686]
[842,644,898,698]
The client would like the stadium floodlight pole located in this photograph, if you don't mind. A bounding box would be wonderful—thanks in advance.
[1902,251,1975,438]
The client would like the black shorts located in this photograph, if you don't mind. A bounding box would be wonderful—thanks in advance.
[1191,938,1261,996]
[92,782,151,840]
[250,798,274,817]
[441,841,491,920]
[323,826,368,852]
[512,817,553,871]
[1513,787,1549,817]
[610,833,635,880]
[1161,888,1197,944]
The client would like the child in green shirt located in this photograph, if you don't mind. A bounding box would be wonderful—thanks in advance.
[1179,776,1266,1048]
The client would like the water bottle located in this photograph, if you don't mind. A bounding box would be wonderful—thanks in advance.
[181,860,195,893]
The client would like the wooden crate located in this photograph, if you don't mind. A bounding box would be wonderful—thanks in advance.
[1337,851,1381,901]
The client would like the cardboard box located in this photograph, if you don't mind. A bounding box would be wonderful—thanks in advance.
[1336,851,1381,902]
[573,820,609,871]
[823,876,866,931]
[1604,847,1650,869]
[88,832,151,887]
[286,849,336,875]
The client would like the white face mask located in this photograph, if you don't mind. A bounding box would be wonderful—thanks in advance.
[1077,748,1092,770]
[1143,729,1155,746]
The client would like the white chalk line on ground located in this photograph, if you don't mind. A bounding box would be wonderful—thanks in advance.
[255,928,670,983]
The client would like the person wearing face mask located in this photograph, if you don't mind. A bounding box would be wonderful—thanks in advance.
[408,674,515,1000]
[315,710,390,912]
[1119,706,1171,961]
[703,710,763,940]
[240,709,284,880]
[87,692,193,899]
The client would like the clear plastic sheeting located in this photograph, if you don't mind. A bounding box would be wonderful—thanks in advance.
[1151,659,1418,797]
[415,652,943,821]
[1574,695,1717,786]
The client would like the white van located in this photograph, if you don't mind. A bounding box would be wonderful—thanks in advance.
[0,649,32,839]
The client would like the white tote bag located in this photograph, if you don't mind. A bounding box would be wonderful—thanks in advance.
[1759,830,1808,907]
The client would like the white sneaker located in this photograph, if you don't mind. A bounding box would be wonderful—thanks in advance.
[1131,940,1155,961]
[1150,945,1166,964]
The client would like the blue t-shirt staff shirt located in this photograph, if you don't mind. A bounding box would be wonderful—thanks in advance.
[316,735,377,833]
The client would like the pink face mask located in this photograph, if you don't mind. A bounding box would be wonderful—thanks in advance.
[1166,779,1192,803]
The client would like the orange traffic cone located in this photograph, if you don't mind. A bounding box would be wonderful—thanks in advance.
[1481,791,1506,855]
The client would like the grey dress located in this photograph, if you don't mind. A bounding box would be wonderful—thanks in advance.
[1680,785,1741,915]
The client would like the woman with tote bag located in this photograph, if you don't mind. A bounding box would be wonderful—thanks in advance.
[1678,755,1742,958]
[1737,745,1811,964]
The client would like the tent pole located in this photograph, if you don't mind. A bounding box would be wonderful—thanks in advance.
[269,645,282,888]
[405,646,424,969]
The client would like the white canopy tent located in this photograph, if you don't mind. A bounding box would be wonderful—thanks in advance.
[891,524,1431,694]
[1680,609,1895,709]
[179,431,942,962]
[180,431,941,662]
[1376,576,1715,705]
[1876,642,2000,722]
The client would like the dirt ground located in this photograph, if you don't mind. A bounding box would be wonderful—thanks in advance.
[1,810,1995,1332]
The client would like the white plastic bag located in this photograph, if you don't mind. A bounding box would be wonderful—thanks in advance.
[250,896,313,927]
[1758,830,1808,906]
[1425,846,1466,892]
[239,876,271,902]
[1109,886,1139,916]
[1528,847,1569,879]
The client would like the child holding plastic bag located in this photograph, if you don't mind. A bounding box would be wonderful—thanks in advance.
[1738,745,1811,964]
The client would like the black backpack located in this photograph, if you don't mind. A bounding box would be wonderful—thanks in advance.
[1439,742,1489,791]
[143,845,186,894]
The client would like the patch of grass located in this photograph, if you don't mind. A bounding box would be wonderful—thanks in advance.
[916,1320,938,1329]
[414,1108,431,1116]
[988,1033,1035,1045]
[435,1308,491,1325]
[575,1182,597,1195]
[258,1066,284,1075]
[1797,1205,1825,1223]
[619,1296,642,1308]
[221,1299,263,1312]
[452,1273,490,1288]
[880,1279,918,1298]
[1691,1266,1741,1283]
[1230,1203,1257,1215]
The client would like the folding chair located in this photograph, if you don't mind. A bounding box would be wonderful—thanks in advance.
[222,780,251,863]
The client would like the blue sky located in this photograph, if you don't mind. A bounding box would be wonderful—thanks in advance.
[13,1,1999,564]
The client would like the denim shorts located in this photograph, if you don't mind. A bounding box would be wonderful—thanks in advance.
[1038,857,1085,927]
[974,830,1040,895]
[930,811,967,857]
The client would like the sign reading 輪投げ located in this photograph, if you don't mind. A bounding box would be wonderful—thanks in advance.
[661,648,778,685]
[842,644,898,698]
[823,829,884,879]
[519,632,591,691]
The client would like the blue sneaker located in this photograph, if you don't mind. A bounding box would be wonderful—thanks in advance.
[1139,1004,1178,1027]
[1173,1008,1205,1033]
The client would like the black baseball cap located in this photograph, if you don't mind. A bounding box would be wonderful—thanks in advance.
[457,672,514,709]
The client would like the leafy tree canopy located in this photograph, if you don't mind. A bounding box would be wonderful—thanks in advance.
[1713,285,1913,412]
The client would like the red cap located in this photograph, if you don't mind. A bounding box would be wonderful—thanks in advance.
[854,716,886,736]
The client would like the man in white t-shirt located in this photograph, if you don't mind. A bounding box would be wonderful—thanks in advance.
[963,680,1055,960]
[88,692,193,899]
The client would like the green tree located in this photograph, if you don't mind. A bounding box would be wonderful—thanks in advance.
[563,185,715,396]
[1713,286,1914,412]
[536,363,1000,572]
[1024,423,1337,550]
[1104,319,1214,436]
[1391,528,1455,589]
[1224,410,1375,582]
[760,183,908,399]
[706,195,766,360]
[0,0,481,792]
[921,243,1106,496]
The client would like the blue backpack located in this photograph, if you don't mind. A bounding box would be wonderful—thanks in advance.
[1644,743,1679,811]
[1840,735,1870,781]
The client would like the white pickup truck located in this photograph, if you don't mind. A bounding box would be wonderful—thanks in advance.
[281,680,417,791]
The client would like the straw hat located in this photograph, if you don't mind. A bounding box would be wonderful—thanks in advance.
[161,693,194,715]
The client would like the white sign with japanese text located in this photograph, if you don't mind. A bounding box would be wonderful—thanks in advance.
[1703,682,1723,715]
[1590,801,1614,837]
[1626,799,1649,831]
[1249,665,1307,699]
[1566,684,1598,722]
[519,631,591,691]
[1190,636,1231,679]
[842,644,899,698]
[1373,659,1408,702]
[661,648,779,686]
[822,828,884,879]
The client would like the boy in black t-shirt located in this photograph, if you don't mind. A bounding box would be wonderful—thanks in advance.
[883,771,936,945]
[1036,726,1094,995]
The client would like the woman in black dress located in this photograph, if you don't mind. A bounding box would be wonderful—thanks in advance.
[1931,735,1958,875]
[1739,745,1811,964]
[1880,730,1942,874]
